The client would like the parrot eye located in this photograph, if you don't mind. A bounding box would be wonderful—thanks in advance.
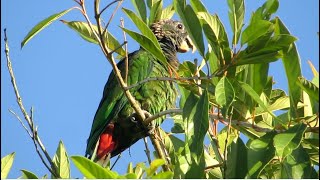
[177,23,183,30]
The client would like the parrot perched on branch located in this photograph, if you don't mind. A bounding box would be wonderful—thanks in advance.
[85,19,195,165]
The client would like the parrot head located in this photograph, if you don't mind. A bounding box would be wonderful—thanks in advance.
[150,19,196,54]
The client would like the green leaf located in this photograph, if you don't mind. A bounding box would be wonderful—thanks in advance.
[146,159,165,177]
[246,131,276,178]
[174,1,205,57]
[149,0,162,25]
[127,162,133,174]
[241,20,273,46]
[274,17,302,119]
[182,91,209,178]
[124,173,138,179]
[131,0,147,23]
[273,123,307,158]
[21,8,74,48]
[121,27,167,64]
[236,80,281,124]
[190,0,207,13]
[1,152,15,179]
[160,4,175,20]
[21,169,38,179]
[61,21,126,57]
[235,50,282,65]
[171,115,184,133]
[296,76,319,102]
[215,76,235,117]
[262,0,279,18]
[226,138,248,179]
[122,8,161,50]
[227,0,245,45]
[151,171,173,179]
[70,156,118,178]
[281,145,318,178]
[52,140,70,178]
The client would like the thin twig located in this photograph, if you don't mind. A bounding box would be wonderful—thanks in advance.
[120,18,129,83]
[8,109,33,138]
[204,163,224,171]
[102,0,123,35]
[4,29,60,178]
[143,138,152,164]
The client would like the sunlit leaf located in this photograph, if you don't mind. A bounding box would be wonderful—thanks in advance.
[146,159,165,177]
[21,169,38,179]
[227,0,245,45]
[1,152,15,179]
[241,20,273,45]
[52,140,70,178]
[21,8,74,48]
[131,0,147,23]
[149,0,162,25]
[70,156,118,178]
[61,20,126,57]
[296,76,319,102]
[151,171,173,179]
[160,4,175,20]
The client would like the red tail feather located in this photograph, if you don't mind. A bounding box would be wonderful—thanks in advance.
[97,124,118,159]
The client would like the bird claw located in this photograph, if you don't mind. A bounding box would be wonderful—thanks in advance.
[129,110,154,136]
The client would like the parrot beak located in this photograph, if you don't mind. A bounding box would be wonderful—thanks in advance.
[178,36,196,53]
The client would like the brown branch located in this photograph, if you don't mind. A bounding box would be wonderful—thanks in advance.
[4,29,60,178]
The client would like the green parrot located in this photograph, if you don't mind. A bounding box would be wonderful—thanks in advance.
[85,19,195,165]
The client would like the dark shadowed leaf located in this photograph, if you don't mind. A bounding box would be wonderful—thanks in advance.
[21,169,38,179]
[52,140,70,178]
[70,156,118,178]
[21,8,74,48]
[226,138,248,178]
[1,152,15,179]
[61,21,126,58]
[246,131,276,178]
[274,17,302,119]
[281,145,318,178]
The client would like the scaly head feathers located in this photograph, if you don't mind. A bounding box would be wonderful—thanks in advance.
[150,19,196,67]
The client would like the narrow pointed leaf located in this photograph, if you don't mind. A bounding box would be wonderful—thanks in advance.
[228,0,245,45]
[61,21,126,57]
[274,17,302,118]
[296,76,319,102]
[121,27,166,64]
[149,0,162,24]
[131,0,147,23]
[21,8,74,48]
[160,4,175,20]
[174,1,205,57]
[21,169,38,179]
[122,8,160,50]
[226,138,248,178]
[190,0,207,13]
[52,140,70,178]
[1,152,15,179]
[70,156,118,178]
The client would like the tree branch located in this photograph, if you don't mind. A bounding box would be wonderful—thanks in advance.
[4,29,60,178]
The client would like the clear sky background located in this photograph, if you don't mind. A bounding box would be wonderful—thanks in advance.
[1,0,319,178]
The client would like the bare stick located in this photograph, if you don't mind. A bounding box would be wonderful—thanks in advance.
[143,138,152,164]
[4,29,60,178]
[8,109,33,138]
[120,18,129,83]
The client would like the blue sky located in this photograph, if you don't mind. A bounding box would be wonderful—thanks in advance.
[1,0,319,178]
